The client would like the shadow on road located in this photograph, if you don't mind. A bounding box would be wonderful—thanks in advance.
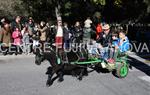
[45,64,114,86]
[128,56,150,76]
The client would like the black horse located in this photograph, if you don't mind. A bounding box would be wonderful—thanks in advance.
[34,45,88,86]
[34,46,64,86]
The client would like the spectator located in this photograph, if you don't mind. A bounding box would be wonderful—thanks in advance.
[38,21,48,52]
[0,20,12,55]
[55,20,63,49]
[73,21,83,43]
[0,18,6,30]
[45,22,51,43]
[11,16,22,31]
[96,23,103,40]
[32,23,40,49]
[12,28,22,55]
[83,17,93,44]
[63,22,71,49]
[27,17,35,37]
[21,26,30,54]
[84,17,92,29]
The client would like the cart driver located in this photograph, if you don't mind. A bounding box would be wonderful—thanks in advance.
[99,24,112,60]
[88,24,111,60]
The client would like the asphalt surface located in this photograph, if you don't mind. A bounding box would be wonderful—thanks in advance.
[0,54,150,95]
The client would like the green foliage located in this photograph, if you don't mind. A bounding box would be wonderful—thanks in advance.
[114,0,122,7]
[92,0,106,5]
[0,0,28,19]
[0,0,149,22]
[144,0,150,13]
[64,1,72,9]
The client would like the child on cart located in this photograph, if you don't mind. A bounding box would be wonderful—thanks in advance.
[108,30,130,63]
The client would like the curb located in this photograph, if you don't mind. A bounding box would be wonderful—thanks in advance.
[0,54,35,60]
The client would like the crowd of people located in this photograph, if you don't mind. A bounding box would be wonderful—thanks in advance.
[0,16,98,55]
[0,16,53,55]
[0,15,130,64]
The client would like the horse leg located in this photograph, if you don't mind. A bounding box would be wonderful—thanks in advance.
[46,66,62,86]
[46,67,54,86]
[57,64,64,82]
[46,74,53,87]
[83,68,88,76]
[57,70,64,82]
[78,68,85,81]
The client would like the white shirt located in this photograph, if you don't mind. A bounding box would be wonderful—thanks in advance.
[21,30,25,36]
[56,26,63,37]
[84,19,92,28]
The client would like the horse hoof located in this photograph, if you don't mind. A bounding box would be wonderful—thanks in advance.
[78,77,82,81]
[15,53,17,55]
[58,78,64,82]
[46,82,53,87]
[46,80,53,87]
[35,61,41,65]
[84,73,88,76]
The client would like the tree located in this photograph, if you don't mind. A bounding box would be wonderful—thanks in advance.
[91,0,106,5]
[0,0,149,23]
[144,0,150,13]
[0,0,28,19]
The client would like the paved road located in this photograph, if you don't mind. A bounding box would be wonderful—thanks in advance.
[0,54,150,95]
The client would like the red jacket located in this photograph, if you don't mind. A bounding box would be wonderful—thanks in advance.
[12,30,22,45]
[96,24,102,39]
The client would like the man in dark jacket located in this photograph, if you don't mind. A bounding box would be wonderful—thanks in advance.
[100,25,112,47]
[63,22,71,49]
[99,24,112,61]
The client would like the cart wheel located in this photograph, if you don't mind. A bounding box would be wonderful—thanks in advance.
[116,63,128,78]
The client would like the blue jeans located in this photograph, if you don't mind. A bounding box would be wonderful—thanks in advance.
[100,47,109,60]
[64,39,70,49]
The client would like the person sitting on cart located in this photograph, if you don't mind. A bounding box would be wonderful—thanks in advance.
[107,31,119,63]
[98,24,112,61]
[108,30,130,63]
[115,30,129,55]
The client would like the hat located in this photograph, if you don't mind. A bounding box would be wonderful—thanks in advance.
[102,24,110,30]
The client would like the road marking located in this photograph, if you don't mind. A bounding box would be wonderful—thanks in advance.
[129,54,147,63]
[128,52,150,66]
[139,76,150,83]
[129,68,139,72]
